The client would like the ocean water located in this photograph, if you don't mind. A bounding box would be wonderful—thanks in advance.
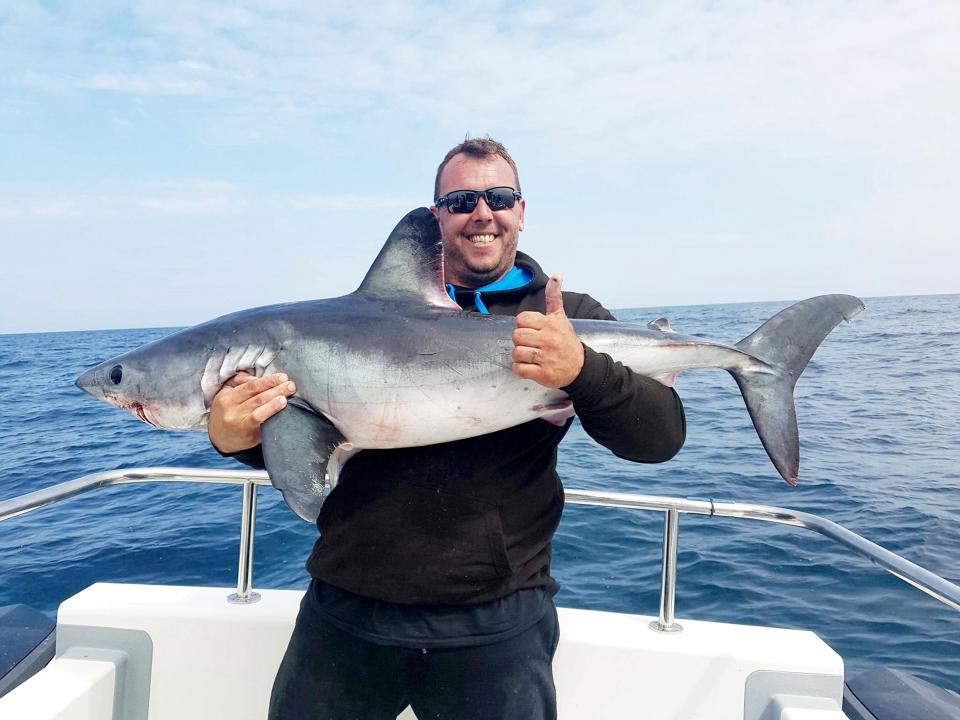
[0,294,958,692]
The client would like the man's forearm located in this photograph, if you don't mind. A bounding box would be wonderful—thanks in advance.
[563,345,686,463]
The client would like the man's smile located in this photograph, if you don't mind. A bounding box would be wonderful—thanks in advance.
[467,233,497,246]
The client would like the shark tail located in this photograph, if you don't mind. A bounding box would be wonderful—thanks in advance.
[729,294,865,485]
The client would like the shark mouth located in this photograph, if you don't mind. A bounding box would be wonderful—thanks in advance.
[107,396,162,428]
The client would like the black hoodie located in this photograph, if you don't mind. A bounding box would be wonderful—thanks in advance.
[229,251,685,605]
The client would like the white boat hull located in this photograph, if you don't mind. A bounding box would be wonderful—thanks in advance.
[0,583,848,719]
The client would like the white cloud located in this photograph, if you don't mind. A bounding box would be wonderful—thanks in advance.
[137,195,230,212]
[4,1,958,163]
[87,72,208,96]
[30,200,82,218]
[0,183,418,219]
[286,194,421,211]
[177,59,212,72]
[0,98,27,116]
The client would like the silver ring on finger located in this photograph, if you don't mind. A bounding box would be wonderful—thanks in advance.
[531,348,540,364]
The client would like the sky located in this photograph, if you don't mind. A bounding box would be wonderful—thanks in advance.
[1,0,958,334]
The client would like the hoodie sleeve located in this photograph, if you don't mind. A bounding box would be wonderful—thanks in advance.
[214,444,266,470]
[561,294,686,463]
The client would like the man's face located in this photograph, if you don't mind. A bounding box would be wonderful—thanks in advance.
[431,153,525,289]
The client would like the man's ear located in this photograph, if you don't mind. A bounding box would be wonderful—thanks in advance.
[429,205,439,219]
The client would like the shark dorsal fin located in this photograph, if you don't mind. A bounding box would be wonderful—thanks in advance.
[355,207,459,308]
[647,318,674,332]
[647,317,675,333]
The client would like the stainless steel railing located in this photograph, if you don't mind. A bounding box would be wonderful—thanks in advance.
[563,489,960,629]
[0,468,271,604]
[2,468,959,622]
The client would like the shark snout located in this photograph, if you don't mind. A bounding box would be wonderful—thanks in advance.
[76,368,93,392]
[75,367,105,399]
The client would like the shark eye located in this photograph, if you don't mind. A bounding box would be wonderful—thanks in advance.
[109,365,123,384]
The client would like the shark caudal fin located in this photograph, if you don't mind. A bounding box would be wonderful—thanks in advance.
[730,294,865,485]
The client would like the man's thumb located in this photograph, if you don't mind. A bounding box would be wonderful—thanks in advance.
[545,274,565,316]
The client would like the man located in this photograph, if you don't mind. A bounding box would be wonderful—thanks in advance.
[209,138,685,719]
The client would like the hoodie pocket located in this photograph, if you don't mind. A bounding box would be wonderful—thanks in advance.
[401,481,513,583]
[310,477,514,604]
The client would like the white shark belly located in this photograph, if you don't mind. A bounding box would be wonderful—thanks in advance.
[314,369,566,448]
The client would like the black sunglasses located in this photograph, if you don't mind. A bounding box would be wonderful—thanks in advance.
[435,186,522,214]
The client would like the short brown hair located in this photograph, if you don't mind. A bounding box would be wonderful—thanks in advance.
[434,137,521,202]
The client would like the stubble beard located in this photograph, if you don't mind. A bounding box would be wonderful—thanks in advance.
[448,229,519,289]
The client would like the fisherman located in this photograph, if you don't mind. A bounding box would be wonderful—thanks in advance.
[208,138,686,720]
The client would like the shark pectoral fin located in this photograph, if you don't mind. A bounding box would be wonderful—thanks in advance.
[260,401,347,522]
[652,371,678,387]
[536,401,575,427]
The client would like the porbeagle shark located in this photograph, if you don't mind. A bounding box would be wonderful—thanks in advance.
[77,207,864,520]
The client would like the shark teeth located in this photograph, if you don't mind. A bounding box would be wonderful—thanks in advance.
[468,234,496,245]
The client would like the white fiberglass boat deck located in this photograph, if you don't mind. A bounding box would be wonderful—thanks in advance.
[1,468,958,720]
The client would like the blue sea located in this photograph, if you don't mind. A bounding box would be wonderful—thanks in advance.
[1,294,958,692]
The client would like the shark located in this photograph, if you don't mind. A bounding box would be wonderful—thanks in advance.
[76,207,864,521]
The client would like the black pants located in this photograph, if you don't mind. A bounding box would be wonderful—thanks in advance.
[268,598,560,720]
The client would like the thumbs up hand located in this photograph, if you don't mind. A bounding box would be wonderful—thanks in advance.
[512,274,586,388]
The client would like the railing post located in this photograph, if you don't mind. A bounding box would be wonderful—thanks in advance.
[228,481,261,604]
[649,507,682,633]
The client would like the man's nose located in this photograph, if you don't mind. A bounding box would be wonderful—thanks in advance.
[470,196,494,221]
